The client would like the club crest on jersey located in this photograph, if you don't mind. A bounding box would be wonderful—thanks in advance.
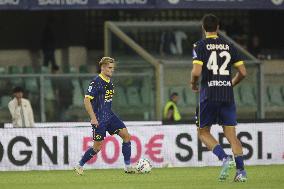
[192,49,197,59]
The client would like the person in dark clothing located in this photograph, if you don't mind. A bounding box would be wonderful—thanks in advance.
[160,30,176,56]
[41,21,59,71]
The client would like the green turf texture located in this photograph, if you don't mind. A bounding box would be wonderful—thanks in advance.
[0,165,284,189]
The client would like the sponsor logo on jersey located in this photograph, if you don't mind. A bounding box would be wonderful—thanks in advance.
[208,80,231,87]
[104,89,114,102]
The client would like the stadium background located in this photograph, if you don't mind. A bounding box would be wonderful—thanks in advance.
[0,0,284,184]
[0,0,284,123]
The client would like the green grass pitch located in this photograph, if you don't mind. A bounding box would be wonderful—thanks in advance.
[1,165,284,189]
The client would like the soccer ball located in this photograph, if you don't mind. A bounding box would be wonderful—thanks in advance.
[136,158,152,173]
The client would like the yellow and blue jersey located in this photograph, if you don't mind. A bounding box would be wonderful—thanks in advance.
[85,74,115,123]
[192,34,244,103]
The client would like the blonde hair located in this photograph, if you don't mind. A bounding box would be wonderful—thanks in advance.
[99,57,115,68]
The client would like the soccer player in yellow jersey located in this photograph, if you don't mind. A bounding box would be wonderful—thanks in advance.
[74,57,135,175]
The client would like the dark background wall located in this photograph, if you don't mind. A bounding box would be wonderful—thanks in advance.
[0,9,282,50]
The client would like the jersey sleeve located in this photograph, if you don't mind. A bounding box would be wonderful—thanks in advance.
[85,81,99,100]
[231,45,244,67]
[192,42,204,66]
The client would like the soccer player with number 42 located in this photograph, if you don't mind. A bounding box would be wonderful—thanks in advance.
[190,14,248,182]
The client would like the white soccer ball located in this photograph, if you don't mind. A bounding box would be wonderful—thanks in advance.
[136,158,152,173]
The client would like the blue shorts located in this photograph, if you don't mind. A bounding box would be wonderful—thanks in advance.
[93,115,126,141]
[198,100,237,128]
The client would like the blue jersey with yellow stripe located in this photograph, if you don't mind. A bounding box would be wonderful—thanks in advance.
[192,35,244,103]
[85,74,114,123]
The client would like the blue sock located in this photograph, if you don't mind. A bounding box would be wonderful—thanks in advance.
[122,142,131,165]
[212,144,228,161]
[235,155,244,170]
[79,148,97,167]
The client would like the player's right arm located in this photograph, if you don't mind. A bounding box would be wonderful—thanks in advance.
[231,46,247,87]
[84,81,99,126]
[84,97,98,126]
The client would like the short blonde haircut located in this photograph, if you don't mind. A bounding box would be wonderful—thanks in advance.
[99,57,115,68]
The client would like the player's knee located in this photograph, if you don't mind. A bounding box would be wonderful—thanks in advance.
[197,130,205,140]
[198,133,205,141]
[92,146,101,153]
[126,133,132,142]
[198,128,211,141]
[119,128,131,142]
[123,133,131,142]
[197,129,201,137]
[94,148,101,153]
[93,141,103,152]
[198,128,207,136]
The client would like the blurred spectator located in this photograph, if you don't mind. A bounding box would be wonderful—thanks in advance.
[160,30,188,56]
[52,68,74,121]
[8,87,35,128]
[160,30,175,56]
[174,30,188,55]
[163,92,181,123]
[225,19,248,49]
[226,19,244,39]
[41,19,59,71]
[235,35,248,50]
[249,35,262,58]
